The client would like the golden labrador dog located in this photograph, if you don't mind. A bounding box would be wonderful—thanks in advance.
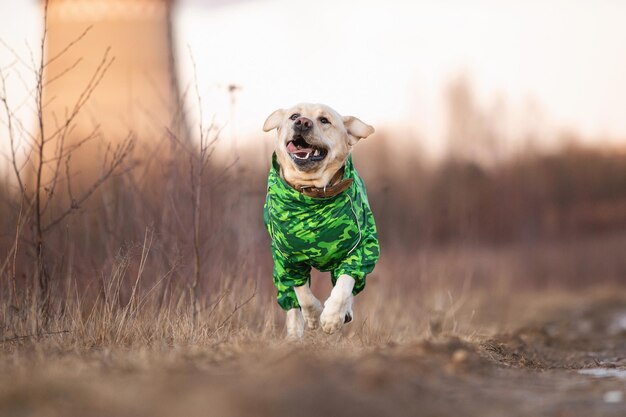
[263,103,379,338]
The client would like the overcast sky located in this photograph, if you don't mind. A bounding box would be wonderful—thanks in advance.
[2,0,626,157]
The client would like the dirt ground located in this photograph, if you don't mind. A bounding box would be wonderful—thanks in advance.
[1,294,625,417]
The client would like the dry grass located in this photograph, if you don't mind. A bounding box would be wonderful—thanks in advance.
[1,268,623,417]
[2,234,620,352]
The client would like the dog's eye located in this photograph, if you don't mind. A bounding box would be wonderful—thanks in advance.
[289,114,300,121]
[319,117,331,125]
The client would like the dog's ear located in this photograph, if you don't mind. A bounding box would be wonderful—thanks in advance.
[343,116,375,145]
[263,109,285,132]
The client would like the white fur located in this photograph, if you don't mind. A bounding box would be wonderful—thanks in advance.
[285,308,304,339]
[343,116,375,146]
[294,284,323,330]
[263,103,374,189]
[263,108,284,132]
[320,274,355,334]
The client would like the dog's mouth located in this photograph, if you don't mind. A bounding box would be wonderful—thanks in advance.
[286,135,328,165]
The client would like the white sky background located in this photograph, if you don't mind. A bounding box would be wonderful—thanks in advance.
[2,0,626,160]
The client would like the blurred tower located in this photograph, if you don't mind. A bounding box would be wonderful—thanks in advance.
[39,0,185,195]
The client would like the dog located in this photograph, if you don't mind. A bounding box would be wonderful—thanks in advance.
[263,103,380,338]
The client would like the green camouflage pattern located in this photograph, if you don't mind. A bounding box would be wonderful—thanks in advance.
[264,153,380,310]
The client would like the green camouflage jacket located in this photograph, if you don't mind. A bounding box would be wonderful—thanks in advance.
[264,153,380,310]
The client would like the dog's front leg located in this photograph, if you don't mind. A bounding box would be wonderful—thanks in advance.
[294,284,323,330]
[286,308,304,339]
[320,274,355,334]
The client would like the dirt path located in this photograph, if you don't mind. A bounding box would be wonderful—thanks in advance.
[1,298,624,417]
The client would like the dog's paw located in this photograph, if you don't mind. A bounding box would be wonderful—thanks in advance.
[286,308,304,339]
[320,294,352,334]
[320,312,343,334]
[344,296,353,324]
[344,310,353,324]
[301,300,323,330]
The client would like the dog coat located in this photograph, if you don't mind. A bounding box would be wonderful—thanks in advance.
[264,153,380,310]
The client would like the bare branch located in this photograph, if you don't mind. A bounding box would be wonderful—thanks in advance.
[43,25,93,69]
[0,38,32,72]
[0,68,27,197]
[211,289,257,335]
[42,56,83,88]
[0,197,33,288]
[42,134,135,233]
[42,48,115,146]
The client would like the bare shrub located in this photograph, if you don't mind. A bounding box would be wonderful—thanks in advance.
[1,2,134,328]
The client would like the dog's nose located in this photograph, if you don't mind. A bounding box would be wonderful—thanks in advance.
[293,116,313,132]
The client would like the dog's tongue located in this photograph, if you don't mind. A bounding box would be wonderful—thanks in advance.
[287,141,313,156]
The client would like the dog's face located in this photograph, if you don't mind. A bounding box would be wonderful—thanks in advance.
[263,103,374,187]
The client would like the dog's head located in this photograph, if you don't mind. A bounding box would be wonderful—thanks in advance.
[263,103,374,187]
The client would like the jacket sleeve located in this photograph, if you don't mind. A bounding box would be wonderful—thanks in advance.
[271,246,311,310]
[332,203,380,295]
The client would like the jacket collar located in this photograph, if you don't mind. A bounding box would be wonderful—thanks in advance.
[271,153,353,199]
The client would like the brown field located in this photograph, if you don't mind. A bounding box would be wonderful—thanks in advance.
[1,237,625,416]
[1,291,625,417]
